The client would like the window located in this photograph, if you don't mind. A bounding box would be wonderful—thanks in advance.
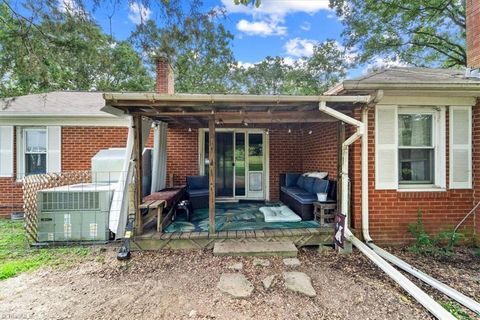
[398,114,434,184]
[24,128,47,175]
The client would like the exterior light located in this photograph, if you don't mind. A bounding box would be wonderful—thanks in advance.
[288,128,291,134]
[188,127,192,132]
[308,130,313,135]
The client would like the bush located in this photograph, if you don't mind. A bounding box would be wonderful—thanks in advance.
[441,301,473,320]
[408,209,461,257]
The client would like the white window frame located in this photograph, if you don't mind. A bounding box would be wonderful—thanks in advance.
[397,108,436,188]
[17,126,48,179]
[375,105,446,191]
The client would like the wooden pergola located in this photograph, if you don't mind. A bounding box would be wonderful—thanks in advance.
[102,93,372,235]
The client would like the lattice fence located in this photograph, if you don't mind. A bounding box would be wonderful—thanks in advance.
[22,171,92,242]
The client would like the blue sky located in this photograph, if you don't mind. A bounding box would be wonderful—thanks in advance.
[56,0,388,77]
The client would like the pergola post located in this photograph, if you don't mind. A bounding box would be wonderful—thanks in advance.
[133,115,143,235]
[208,116,216,234]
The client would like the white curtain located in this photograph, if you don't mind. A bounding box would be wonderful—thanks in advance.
[109,117,152,238]
[150,122,168,193]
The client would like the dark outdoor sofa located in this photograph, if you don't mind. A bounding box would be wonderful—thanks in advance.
[279,173,336,221]
[186,175,209,209]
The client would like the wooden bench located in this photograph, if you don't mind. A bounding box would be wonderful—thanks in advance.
[139,200,167,233]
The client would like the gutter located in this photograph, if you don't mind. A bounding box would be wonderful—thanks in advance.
[359,107,480,315]
[319,100,457,320]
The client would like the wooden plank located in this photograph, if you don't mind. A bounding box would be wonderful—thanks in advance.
[160,232,173,240]
[236,230,247,239]
[245,230,255,238]
[208,116,216,233]
[139,200,155,209]
[180,232,191,240]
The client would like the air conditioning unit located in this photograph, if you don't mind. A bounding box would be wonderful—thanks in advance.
[37,183,113,242]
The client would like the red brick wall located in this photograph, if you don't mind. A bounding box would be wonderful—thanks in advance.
[269,128,304,201]
[166,126,199,186]
[302,122,339,180]
[467,0,480,68]
[0,126,130,218]
[349,106,477,245]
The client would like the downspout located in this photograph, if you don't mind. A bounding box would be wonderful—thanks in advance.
[359,107,480,315]
[319,102,457,320]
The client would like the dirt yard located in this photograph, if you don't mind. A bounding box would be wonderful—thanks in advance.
[0,247,478,320]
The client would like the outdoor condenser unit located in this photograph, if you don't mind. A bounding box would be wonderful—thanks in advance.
[36,183,113,242]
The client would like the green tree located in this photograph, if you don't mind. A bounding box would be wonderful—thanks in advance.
[233,40,351,95]
[329,0,466,67]
[0,3,152,97]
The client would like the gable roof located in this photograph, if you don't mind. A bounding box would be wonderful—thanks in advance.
[326,67,480,95]
[0,91,114,117]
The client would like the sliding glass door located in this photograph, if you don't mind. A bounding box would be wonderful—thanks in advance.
[202,129,265,200]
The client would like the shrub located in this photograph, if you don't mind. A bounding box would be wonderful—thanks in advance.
[408,209,461,257]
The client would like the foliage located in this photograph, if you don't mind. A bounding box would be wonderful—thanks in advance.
[233,40,352,95]
[129,6,238,94]
[329,0,467,67]
[408,209,462,257]
[0,3,153,98]
[0,219,90,280]
[441,301,473,320]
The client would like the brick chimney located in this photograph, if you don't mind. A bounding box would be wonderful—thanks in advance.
[466,0,480,68]
[155,56,174,94]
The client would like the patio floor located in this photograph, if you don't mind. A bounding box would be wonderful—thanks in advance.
[163,201,320,233]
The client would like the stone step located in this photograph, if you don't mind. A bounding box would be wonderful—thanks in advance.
[213,241,298,257]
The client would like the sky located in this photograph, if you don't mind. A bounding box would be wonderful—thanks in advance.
[56,0,395,77]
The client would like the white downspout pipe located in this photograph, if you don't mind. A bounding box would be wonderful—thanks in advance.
[359,107,480,315]
[319,102,457,320]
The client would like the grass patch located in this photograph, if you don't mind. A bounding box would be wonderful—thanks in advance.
[0,219,91,280]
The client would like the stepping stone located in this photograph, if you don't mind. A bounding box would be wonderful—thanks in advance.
[217,273,254,298]
[262,275,276,290]
[283,272,316,297]
[283,258,301,267]
[253,258,271,267]
[213,241,298,257]
[228,262,243,271]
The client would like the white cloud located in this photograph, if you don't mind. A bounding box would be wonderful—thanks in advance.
[221,0,330,19]
[236,19,287,36]
[300,21,311,31]
[57,0,86,16]
[128,2,152,25]
[284,38,317,57]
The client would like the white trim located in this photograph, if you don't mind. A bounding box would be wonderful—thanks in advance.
[0,117,129,127]
[378,95,476,106]
[449,106,472,189]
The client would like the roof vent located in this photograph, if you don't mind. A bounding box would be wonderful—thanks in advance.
[465,68,480,79]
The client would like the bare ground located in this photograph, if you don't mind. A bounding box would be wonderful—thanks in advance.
[0,246,478,320]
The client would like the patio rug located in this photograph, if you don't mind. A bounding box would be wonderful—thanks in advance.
[163,202,319,233]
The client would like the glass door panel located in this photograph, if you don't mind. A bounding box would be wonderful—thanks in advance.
[216,132,234,197]
[247,133,264,197]
[235,132,246,196]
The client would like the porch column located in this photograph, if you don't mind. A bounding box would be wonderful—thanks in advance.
[133,115,143,235]
[208,116,216,233]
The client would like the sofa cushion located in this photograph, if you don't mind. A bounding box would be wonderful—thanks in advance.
[296,175,306,189]
[187,175,208,190]
[281,186,307,195]
[303,177,316,193]
[187,189,209,197]
[290,192,317,204]
[312,179,329,194]
[285,173,301,187]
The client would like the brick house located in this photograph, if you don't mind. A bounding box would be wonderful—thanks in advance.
[0,92,130,217]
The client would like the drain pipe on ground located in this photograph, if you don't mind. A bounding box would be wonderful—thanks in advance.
[319,102,457,320]
[358,107,480,316]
